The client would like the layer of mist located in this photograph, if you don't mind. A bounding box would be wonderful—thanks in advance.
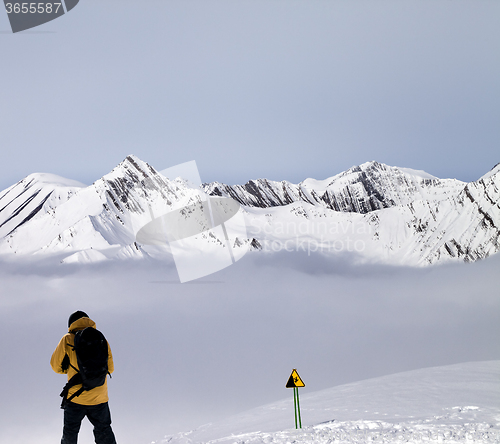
[0,251,499,444]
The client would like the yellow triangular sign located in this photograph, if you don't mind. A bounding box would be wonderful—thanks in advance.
[286,369,305,388]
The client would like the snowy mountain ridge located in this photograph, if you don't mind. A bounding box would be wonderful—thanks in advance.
[0,156,204,259]
[0,155,498,266]
[205,161,465,214]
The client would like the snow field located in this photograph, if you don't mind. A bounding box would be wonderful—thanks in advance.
[161,420,500,444]
[156,361,500,444]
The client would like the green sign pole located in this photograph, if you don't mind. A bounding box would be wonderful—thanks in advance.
[296,387,302,428]
[293,387,298,429]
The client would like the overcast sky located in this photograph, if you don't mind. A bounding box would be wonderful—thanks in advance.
[0,0,499,191]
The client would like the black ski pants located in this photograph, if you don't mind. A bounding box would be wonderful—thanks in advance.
[61,401,117,444]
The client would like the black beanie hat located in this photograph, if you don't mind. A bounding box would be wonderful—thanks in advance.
[68,310,89,328]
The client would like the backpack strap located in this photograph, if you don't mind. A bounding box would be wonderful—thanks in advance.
[64,386,85,406]
[59,372,83,409]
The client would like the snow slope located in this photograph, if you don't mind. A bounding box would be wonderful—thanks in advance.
[0,173,85,240]
[159,361,500,444]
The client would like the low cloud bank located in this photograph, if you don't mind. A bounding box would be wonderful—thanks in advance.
[0,251,499,444]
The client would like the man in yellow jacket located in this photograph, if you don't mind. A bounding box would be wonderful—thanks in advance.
[51,311,117,444]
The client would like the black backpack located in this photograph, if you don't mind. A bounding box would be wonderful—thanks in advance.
[60,327,110,408]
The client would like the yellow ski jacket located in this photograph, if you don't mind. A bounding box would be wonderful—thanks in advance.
[50,317,114,405]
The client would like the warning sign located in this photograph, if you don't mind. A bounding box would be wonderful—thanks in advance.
[286,369,305,388]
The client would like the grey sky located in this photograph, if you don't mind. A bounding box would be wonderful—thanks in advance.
[0,0,499,191]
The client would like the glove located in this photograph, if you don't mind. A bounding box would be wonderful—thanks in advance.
[61,354,70,371]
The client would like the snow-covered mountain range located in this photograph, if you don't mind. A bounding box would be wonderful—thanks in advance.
[0,155,498,266]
